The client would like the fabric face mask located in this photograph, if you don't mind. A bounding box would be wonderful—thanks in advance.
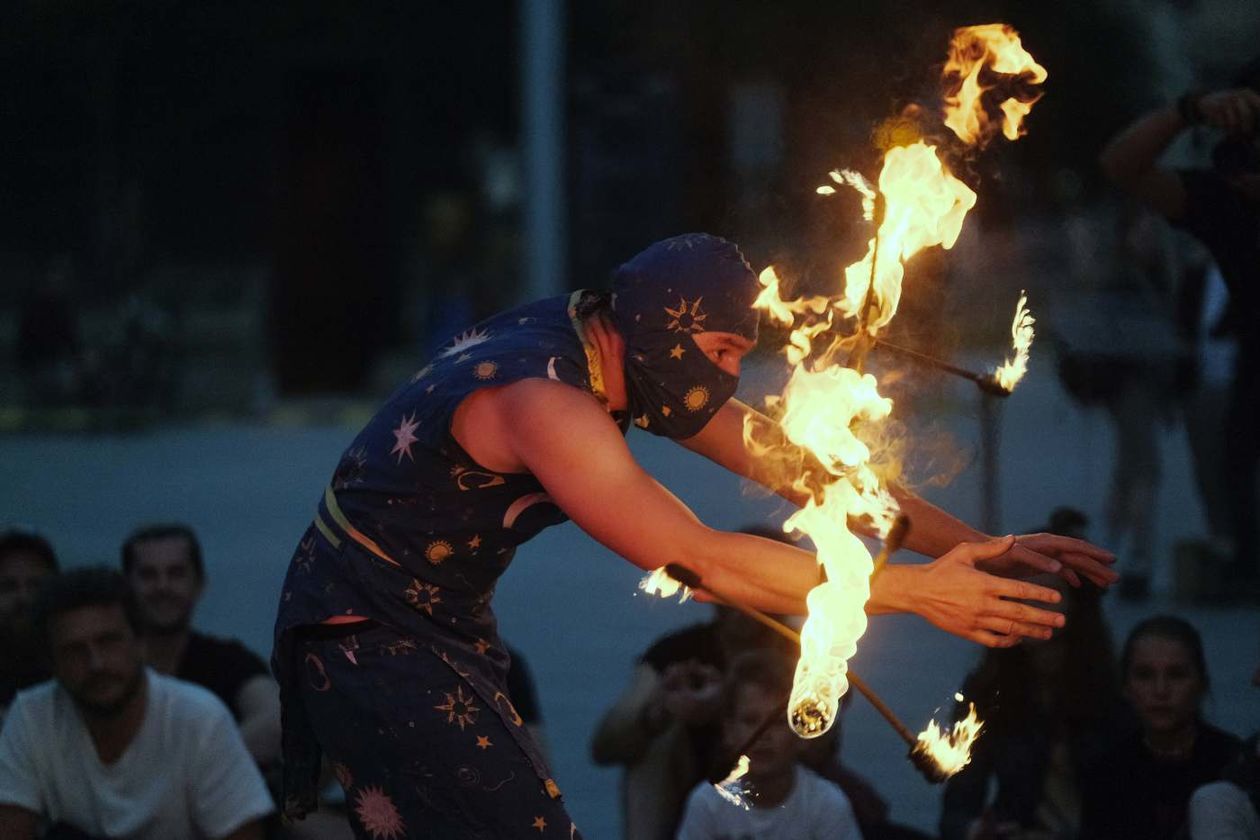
[611,233,760,439]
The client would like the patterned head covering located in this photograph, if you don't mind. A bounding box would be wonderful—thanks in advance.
[611,233,759,438]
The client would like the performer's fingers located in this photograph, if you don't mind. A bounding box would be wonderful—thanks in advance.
[977,615,1053,641]
[1062,551,1120,586]
[982,599,1064,633]
[1008,544,1060,575]
[991,577,1062,606]
[973,629,1023,648]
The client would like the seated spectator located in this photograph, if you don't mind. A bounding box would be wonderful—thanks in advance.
[121,523,280,766]
[1188,663,1260,839]
[0,567,273,839]
[940,580,1126,840]
[591,601,794,839]
[1080,615,1241,840]
[0,529,59,717]
[675,649,861,839]
[799,694,933,840]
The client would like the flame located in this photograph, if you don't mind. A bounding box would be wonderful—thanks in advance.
[992,291,1035,392]
[638,567,692,602]
[942,23,1047,147]
[914,697,984,778]
[713,755,752,809]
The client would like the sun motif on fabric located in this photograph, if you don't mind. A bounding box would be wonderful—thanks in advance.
[404,580,441,615]
[434,685,481,730]
[683,385,710,412]
[353,785,406,839]
[424,540,453,565]
[439,327,492,358]
[472,360,499,381]
[664,297,708,333]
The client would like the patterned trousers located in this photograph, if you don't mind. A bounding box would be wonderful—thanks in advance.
[296,623,581,839]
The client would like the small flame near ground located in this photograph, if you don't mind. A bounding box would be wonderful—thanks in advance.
[914,692,984,778]
[992,291,1035,392]
[713,754,752,809]
[638,567,692,602]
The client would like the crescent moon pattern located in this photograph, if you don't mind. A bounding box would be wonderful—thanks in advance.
[454,470,507,491]
[547,356,559,380]
[493,690,524,727]
[304,653,331,692]
[502,493,554,530]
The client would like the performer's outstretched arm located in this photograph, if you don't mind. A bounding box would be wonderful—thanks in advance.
[680,397,1116,587]
[480,378,1067,647]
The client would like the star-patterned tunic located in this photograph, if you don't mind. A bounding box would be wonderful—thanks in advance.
[274,291,621,829]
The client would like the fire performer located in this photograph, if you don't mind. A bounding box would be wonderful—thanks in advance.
[272,233,1115,838]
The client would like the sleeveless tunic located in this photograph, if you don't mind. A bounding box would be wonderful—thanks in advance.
[273,291,625,814]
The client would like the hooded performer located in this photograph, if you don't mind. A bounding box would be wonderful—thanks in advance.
[273,234,1116,839]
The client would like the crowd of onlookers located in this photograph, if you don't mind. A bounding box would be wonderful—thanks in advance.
[1,516,1258,839]
[591,520,1260,840]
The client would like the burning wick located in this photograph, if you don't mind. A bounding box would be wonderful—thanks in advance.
[991,291,1035,392]
[638,567,692,602]
[871,514,911,578]
[873,338,1012,396]
[712,754,752,809]
[660,556,978,784]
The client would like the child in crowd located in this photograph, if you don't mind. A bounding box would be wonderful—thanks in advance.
[675,649,861,840]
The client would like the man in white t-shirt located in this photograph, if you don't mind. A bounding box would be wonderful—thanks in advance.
[0,567,274,840]
[676,650,861,840]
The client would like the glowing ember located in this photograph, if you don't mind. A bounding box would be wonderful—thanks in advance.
[713,754,751,809]
[818,169,877,222]
[913,696,984,778]
[992,291,1035,392]
[638,567,692,602]
[942,23,1047,147]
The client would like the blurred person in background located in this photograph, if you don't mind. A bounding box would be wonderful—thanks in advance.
[1079,615,1241,840]
[16,255,85,408]
[122,524,280,768]
[939,579,1125,840]
[0,567,274,840]
[273,233,1114,837]
[675,649,861,839]
[1101,61,1260,597]
[591,547,796,840]
[0,529,59,719]
[1188,663,1260,839]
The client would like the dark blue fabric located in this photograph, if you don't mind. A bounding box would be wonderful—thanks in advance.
[611,233,759,438]
[298,623,581,839]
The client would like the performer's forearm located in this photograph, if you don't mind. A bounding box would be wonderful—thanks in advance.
[1099,104,1184,186]
[888,486,987,559]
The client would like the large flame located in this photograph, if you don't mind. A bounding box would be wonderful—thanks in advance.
[992,291,1035,392]
[913,694,984,777]
[942,23,1047,147]
[638,567,692,602]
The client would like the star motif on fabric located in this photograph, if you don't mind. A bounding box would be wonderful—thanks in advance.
[439,327,492,358]
[669,343,686,359]
[475,735,493,750]
[473,638,491,655]
[434,685,480,730]
[455,352,472,364]
[410,364,433,383]
[353,785,406,839]
[426,384,436,394]
[467,534,482,550]
[518,317,534,325]
[390,413,420,464]
[661,405,672,417]
[404,579,441,615]
[664,297,707,333]
[532,816,547,832]
[634,414,649,429]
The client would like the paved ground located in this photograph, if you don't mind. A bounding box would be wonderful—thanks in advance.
[3,350,1257,836]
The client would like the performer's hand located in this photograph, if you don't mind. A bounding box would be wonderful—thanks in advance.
[912,536,1065,648]
[976,533,1118,589]
[1197,88,1260,136]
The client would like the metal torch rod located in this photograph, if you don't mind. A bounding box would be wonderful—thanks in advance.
[664,564,917,751]
[873,338,1010,397]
